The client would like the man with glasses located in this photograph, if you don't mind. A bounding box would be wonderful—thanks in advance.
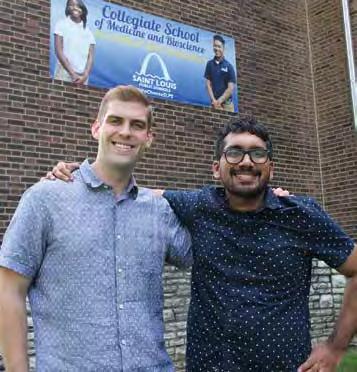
[44,117,357,371]
[162,118,357,372]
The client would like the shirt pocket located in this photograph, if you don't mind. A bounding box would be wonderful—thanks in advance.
[122,227,165,274]
[125,268,164,303]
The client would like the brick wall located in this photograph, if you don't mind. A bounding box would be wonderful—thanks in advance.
[307,0,357,344]
[0,0,356,370]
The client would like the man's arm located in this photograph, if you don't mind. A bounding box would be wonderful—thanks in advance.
[164,200,193,269]
[217,81,234,106]
[328,246,357,348]
[0,268,31,372]
[42,161,80,181]
[205,78,220,108]
[298,244,357,372]
[204,61,219,108]
[0,183,49,371]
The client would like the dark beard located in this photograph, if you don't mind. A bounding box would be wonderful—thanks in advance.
[229,183,268,199]
[228,168,269,199]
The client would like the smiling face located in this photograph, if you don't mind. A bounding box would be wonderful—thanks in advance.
[212,132,274,201]
[92,99,152,172]
[213,39,225,60]
[67,0,83,22]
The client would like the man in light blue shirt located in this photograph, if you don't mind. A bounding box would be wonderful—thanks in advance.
[0,85,192,371]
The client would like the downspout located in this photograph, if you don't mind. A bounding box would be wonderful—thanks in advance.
[342,0,357,129]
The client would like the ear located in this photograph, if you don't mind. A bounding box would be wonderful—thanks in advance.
[91,119,100,140]
[269,161,274,182]
[212,160,221,180]
[145,130,153,148]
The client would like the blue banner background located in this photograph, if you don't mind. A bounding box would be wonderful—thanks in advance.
[50,0,238,111]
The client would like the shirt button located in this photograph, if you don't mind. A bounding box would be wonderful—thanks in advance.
[119,304,124,310]
[121,339,127,346]
[118,268,123,273]
[117,235,121,239]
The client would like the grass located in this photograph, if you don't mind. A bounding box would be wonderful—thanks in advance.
[337,350,357,372]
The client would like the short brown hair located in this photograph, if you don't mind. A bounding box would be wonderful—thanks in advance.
[97,85,153,128]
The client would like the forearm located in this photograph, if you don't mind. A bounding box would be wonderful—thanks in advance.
[217,84,233,104]
[327,275,357,350]
[57,52,76,76]
[0,293,29,372]
[83,45,95,77]
[205,80,216,102]
[55,36,76,77]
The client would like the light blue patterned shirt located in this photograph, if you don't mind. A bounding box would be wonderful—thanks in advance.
[0,160,192,371]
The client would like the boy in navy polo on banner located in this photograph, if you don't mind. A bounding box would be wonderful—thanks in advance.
[204,34,236,112]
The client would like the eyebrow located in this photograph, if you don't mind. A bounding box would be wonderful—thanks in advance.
[226,145,267,150]
[106,115,147,125]
[106,115,122,121]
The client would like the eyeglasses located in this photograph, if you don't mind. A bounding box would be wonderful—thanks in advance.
[223,147,270,165]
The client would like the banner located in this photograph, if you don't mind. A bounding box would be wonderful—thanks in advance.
[50,0,238,112]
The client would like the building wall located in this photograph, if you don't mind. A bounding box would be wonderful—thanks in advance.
[0,0,356,370]
[307,0,357,343]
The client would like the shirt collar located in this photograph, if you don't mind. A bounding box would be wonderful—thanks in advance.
[264,188,284,210]
[213,186,284,212]
[124,176,138,199]
[67,16,83,27]
[214,57,225,64]
[79,159,138,199]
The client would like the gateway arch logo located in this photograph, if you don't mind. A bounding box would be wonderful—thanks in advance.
[139,53,171,80]
[133,52,177,99]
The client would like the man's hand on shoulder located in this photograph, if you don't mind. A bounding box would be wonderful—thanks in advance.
[152,189,164,197]
[272,187,291,197]
[41,161,80,182]
[298,342,344,372]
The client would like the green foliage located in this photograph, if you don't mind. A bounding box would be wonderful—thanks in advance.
[337,350,357,372]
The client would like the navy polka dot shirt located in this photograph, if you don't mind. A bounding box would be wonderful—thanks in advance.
[164,186,354,372]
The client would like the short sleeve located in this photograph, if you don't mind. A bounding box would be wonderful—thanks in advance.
[0,187,50,278]
[204,61,211,80]
[164,201,192,269]
[163,190,199,227]
[54,19,65,36]
[88,28,96,45]
[303,198,354,268]
[228,63,236,83]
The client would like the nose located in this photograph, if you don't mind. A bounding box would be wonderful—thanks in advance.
[117,121,131,137]
[239,153,253,166]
